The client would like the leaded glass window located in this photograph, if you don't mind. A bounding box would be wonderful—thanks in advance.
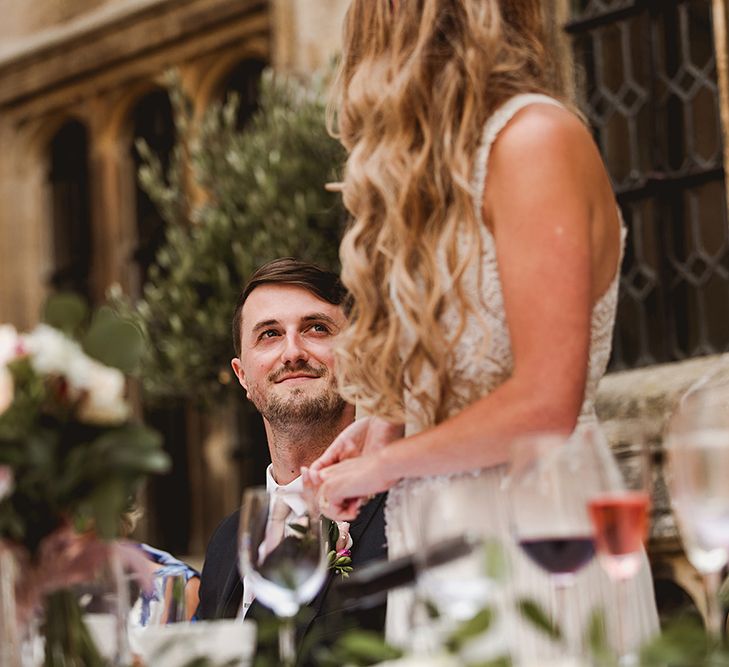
[131,89,175,283]
[567,0,728,368]
[48,120,93,298]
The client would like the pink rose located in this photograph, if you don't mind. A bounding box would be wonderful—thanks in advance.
[335,521,353,552]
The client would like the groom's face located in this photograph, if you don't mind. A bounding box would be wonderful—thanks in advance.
[231,284,347,426]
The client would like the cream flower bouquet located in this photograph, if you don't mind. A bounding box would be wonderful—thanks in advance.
[0,296,170,667]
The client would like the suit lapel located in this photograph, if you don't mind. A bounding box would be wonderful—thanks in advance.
[218,557,244,619]
[301,493,387,637]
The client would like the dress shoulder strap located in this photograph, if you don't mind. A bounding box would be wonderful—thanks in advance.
[472,93,565,224]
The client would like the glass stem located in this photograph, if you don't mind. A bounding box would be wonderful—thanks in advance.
[279,617,297,667]
[110,548,131,666]
[616,575,639,667]
[703,570,723,638]
[554,575,576,657]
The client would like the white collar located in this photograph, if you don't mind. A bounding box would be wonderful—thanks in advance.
[265,464,307,516]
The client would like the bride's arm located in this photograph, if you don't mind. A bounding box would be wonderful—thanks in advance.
[316,105,620,519]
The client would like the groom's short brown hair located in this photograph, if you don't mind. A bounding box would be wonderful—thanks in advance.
[231,257,347,358]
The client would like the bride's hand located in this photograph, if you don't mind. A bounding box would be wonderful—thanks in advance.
[310,452,397,521]
[305,416,404,487]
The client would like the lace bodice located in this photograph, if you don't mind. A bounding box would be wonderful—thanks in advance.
[404,93,624,436]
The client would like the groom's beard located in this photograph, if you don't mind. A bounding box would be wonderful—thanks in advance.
[248,362,347,429]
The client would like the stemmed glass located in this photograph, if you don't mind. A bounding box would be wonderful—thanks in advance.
[587,419,652,665]
[665,380,729,637]
[73,549,132,666]
[238,486,328,667]
[411,474,501,655]
[508,431,600,659]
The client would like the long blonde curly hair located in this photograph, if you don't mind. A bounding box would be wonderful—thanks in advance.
[331,0,561,425]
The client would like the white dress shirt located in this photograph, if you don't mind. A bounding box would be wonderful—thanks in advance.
[238,466,307,619]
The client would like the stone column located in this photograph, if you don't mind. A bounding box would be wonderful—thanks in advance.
[0,119,50,328]
[270,0,349,75]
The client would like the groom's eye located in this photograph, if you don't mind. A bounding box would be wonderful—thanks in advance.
[258,329,279,340]
[308,323,331,335]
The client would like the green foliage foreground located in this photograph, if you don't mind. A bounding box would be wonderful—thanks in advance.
[113,70,346,406]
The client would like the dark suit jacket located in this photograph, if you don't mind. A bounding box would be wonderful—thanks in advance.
[197,492,387,648]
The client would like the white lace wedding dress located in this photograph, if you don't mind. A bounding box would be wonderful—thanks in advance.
[385,94,660,660]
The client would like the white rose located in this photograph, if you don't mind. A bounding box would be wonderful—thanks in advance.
[76,362,129,425]
[64,352,94,392]
[0,465,13,502]
[0,366,13,416]
[23,324,83,378]
[0,324,20,365]
[23,325,130,424]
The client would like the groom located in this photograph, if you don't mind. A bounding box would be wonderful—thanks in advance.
[197,258,387,643]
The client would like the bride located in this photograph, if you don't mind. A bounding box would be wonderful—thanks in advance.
[305,0,659,658]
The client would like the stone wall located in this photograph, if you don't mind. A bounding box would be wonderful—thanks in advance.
[0,0,350,329]
[0,0,351,552]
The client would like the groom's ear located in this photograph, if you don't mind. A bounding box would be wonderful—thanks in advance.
[231,358,249,394]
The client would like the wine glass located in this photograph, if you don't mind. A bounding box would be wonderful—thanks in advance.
[127,569,188,658]
[665,380,729,637]
[508,431,601,659]
[73,549,132,666]
[238,486,328,667]
[410,474,503,656]
[587,418,653,665]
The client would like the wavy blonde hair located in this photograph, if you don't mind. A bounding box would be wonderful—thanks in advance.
[331,0,560,425]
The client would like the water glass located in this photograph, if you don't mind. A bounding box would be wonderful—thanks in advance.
[238,486,328,666]
[666,380,729,636]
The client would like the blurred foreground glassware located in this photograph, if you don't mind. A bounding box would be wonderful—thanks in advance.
[0,543,21,667]
[588,419,652,666]
[509,431,601,660]
[68,550,132,667]
[135,620,256,667]
[666,378,729,637]
[238,486,327,667]
[410,475,501,656]
[127,569,188,657]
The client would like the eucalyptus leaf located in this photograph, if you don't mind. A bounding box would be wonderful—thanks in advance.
[447,608,495,652]
[517,598,562,642]
[467,657,512,667]
[424,598,441,620]
[83,317,146,372]
[89,478,126,540]
[334,630,403,662]
[43,293,88,333]
[585,608,615,666]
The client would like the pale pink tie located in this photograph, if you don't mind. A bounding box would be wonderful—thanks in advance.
[263,496,291,558]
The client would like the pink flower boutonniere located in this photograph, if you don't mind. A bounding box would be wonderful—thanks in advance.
[327,520,354,577]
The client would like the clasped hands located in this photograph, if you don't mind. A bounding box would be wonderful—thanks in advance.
[302,416,404,521]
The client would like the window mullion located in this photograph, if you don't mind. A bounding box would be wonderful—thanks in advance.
[711,0,729,220]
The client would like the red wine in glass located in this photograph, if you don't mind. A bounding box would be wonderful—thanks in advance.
[588,491,650,580]
[518,536,595,576]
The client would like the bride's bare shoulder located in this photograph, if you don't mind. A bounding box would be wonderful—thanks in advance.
[489,102,598,173]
